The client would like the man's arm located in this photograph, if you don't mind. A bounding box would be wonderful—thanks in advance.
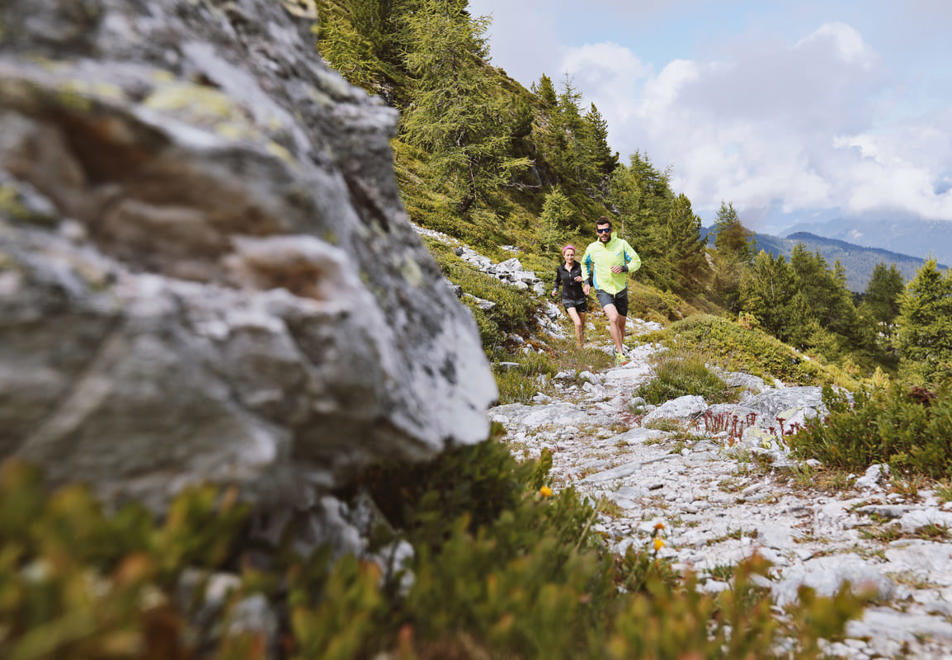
[580,249,592,282]
[624,241,641,273]
[581,249,593,293]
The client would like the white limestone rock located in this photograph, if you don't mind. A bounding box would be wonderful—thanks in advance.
[643,395,708,424]
[773,554,895,606]
[0,0,496,519]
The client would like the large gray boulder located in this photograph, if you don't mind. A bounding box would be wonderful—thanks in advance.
[0,0,496,512]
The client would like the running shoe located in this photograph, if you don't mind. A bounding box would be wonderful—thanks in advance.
[614,350,629,366]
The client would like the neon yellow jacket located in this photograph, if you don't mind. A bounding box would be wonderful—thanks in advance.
[581,233,641,295]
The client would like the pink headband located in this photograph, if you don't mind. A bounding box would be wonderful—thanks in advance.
[561,244,576,255]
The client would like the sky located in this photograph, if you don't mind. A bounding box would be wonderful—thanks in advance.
[467,0,952,233]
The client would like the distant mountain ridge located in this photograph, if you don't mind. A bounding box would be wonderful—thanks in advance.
[701,226,943,292]
[780,217,952,266]
[751,231,947,292]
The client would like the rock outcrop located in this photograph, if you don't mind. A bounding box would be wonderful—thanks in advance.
[0,0,496,519]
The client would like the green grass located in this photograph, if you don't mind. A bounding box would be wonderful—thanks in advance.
[935,480,952,503]
[636,352,738,405]
[638,314,861,389]
[643,417,682,432]
[491,340,614,405]
[493,349,558,404]
[489,330,615,407]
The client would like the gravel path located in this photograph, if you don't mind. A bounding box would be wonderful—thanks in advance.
[490,340,952,659]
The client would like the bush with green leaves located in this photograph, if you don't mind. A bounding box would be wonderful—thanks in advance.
[351,432,870,658]
[1,432,871,660]
[789,383,952,478]
[607,555,867,660]
[0,461,255,659]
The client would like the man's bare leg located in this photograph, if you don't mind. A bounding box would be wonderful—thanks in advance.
[603,304,624,354]
[614,314,627,352]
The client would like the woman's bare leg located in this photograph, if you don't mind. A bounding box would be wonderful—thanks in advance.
[566,307,584,348]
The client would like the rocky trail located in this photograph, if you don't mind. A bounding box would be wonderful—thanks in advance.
[412,224,952,657]
[490,338,952,659]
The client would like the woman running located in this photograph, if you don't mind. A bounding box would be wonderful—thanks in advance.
[551,244,588,349]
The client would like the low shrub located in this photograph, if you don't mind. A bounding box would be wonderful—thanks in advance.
[356,435,868,658]
[607,554,867,660]
[789,384,952,479]
[636,353,738,405]
[0,461,254,659]
[1,434,872,659]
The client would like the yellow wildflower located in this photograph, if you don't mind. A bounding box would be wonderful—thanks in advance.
[539,486,553,498]
[653,538,665,552]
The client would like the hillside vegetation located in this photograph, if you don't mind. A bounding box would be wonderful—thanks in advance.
[312,0,952,385]
[6,1,952,657]
[303,0,952,654]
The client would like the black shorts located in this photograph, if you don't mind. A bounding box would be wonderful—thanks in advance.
[595,288,628,317]
[562,297,588,313]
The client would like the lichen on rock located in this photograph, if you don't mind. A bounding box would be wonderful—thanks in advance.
[0,0,496,542]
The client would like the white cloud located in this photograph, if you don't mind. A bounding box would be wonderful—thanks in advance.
[557,21,952,228]
[560,42,650,124]
[471,1,952,228]
[832,128,952,218]
[796,22,875,66]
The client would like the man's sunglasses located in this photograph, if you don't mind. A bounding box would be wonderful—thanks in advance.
[596,228,611,234]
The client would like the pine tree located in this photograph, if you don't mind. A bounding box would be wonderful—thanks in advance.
[791,246,843,330]
[529,77,601,190]
[608,152,672,287]
[896,258,952,382]
[713,202,754,264]
[400,0,529,213]
[315,0,408,96]
[862,262,904,328]
[582,103,618,178]
[539,188,575,251]
[531,74,558,110]
[741,251,809,344]
[665,194,707,291]
[790,245,875,356]
[539,78,596,186]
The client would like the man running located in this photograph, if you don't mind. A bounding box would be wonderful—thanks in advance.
[581,217,641,365]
